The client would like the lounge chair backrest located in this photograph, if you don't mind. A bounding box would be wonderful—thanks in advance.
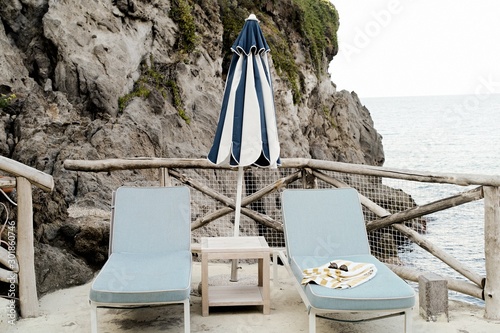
[110,186,191,254]
[282,188,370,259]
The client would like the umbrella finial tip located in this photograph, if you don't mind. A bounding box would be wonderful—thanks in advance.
[246,14,259,21]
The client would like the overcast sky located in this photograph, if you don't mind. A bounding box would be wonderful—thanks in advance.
[329,0,500,98]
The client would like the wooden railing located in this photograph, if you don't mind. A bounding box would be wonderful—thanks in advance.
[64,157,500,320]
[0,156,54,318]
[1,156,498,319]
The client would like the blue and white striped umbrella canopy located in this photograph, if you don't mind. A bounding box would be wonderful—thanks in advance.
[208,14,280,168]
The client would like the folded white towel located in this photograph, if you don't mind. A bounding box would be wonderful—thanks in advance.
[301,259,377,289]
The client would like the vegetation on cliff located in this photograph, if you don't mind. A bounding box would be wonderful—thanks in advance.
[170,0,198,53]
[293,0,339,73]
[118,57,190,124]
[216,0,338,103]
[0,94,16,109]
[119,0,339,115]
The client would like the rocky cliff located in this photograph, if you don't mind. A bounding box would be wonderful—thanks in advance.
[0,0,384,295]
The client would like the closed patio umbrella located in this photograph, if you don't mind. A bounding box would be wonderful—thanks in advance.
[208,14,280,280]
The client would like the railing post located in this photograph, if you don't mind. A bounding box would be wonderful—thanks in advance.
[16,176,38,318]
[484,186,500,320]
[302,168,317,189]
[160,168,172,187]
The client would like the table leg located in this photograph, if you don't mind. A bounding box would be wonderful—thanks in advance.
[262,255,270,315]
[258,258,263,286]
[201,253,209,316]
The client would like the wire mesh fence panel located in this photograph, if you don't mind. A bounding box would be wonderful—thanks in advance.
[312,172,416,264]
[174,168,291,248]
[169,166,486,303]
[382,178,486,304]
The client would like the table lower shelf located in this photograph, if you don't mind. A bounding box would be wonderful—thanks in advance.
[208,285,265,306]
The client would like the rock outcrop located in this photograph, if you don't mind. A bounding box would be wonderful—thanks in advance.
[0,0,384,295]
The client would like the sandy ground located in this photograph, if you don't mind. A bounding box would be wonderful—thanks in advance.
[5,261,500,333]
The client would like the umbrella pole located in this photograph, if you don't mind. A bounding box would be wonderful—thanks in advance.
[230,258,239,282]
[230,167,244,282]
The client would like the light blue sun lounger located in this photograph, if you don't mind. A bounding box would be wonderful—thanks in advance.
[280,188,415,333]
[89,186,192,333]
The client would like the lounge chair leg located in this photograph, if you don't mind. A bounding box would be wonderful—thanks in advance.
[272,251,278,282]
[309,311,316,333]
[404,308,412,333]
[90,302,98,333]
[184,299,190,333]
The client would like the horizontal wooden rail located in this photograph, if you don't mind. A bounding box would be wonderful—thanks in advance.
[387,264,483,300]
[0,156,54,192]
[283,158,500,186]
[64,157,500,187]
[64,157,224,172]
[366,187,484,232]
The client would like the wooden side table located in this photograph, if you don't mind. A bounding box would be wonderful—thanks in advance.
[201,236,271,316]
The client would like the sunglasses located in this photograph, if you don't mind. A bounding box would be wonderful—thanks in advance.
[328,262,348,272]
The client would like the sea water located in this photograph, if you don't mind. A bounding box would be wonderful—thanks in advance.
[361,94,500,305]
